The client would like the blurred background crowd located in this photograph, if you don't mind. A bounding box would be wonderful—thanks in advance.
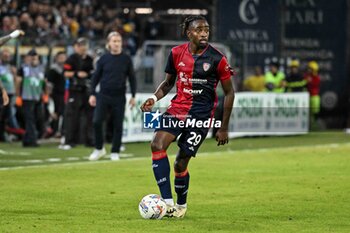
[0,0,166,55]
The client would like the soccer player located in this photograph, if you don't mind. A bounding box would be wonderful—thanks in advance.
[0,29,24,108]
[140,16,235,218]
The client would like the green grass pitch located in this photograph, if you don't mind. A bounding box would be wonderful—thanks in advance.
[0,132,349,232]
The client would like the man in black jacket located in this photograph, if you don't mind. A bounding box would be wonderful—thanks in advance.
[46,51,67,137]
[60,38,94,150]
[88,31,136,161]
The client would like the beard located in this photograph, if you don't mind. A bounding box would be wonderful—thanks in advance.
[198,40,208,49]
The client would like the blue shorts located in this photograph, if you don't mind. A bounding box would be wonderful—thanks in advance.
[155,112,209,157]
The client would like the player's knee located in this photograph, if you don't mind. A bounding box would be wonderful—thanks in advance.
[150,139,166,152]
[174,159,187,173]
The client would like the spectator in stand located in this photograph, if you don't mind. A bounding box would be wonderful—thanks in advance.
[285,59,306,92]
[18,12,36,41]
[0,0,153,49]
[33,15,51,45]
[144,13,163,40]
[1,16,13,34]
[4,0,19,16]
[265,61,286,93]
[104,17,124,36]
[123,22,139,56]
[46,51,67,137]
[304,61,321,123]
[243,66,265,92]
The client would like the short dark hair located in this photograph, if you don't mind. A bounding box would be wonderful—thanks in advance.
[55,51,66,59]
[180,15,207,36]
[74,37,88,46]
[27,49,38,56]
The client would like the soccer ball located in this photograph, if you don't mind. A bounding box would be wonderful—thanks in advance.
[138,194,167,219]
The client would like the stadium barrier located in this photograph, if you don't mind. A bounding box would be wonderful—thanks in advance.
[122,92,310,142]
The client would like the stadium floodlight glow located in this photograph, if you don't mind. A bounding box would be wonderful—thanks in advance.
[135,8,153,14]
[167,9,208,15]
[123,8,130,14]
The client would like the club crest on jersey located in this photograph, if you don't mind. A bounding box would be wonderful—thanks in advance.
[203,63,211,71]
[178,62,186,67]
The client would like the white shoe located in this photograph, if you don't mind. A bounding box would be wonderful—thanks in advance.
[89,148,106,161]
[174,204,187,218]
[58,144,72,150]
[60,136,65,145]
[110,153,120,161]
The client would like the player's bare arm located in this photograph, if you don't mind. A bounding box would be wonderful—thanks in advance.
[140,73,176,112]
[63,70,75,78]
[216,78,235,146]
[0,82,9,106]
[0,30,25,47]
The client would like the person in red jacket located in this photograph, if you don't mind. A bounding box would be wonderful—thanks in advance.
[304,61,321,123]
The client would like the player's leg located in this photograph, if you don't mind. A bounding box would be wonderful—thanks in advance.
[151,130,176,206]
[173,128,208,217]
[174,149,191,213]
[62,92,79,148]
[89,94,108,160]
[22,100,37,146]
[110,95,126,160]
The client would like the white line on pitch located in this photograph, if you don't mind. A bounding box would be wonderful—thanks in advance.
[46,158,62,162]
[0,143,349,171]
[66,157,80,161]
[0,149,32,156]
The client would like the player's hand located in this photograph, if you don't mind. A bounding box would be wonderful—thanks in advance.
[15,96,22,107]
[9,29,25,39]
[89,95,96,107]
[215,128,229,146]
[42,94,49,103]
[2,91,9,106]
[129,97,136,109]
[77,71,88,78]
[18,30,25,36]
[140,98,155,112]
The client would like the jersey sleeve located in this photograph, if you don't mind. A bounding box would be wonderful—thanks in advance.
[164,51,176,75]
[217,56,232,81]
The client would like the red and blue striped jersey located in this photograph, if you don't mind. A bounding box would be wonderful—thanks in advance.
[165,42,232,120]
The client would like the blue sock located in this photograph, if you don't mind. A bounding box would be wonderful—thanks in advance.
[152,150,172,200]
[174,170,190,205]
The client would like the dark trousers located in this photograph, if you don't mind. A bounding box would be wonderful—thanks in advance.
[64,91,93,146]
[51,93,65,135]
[93,94,126,153]
[23,100,44,145]
[1,95,20,128]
